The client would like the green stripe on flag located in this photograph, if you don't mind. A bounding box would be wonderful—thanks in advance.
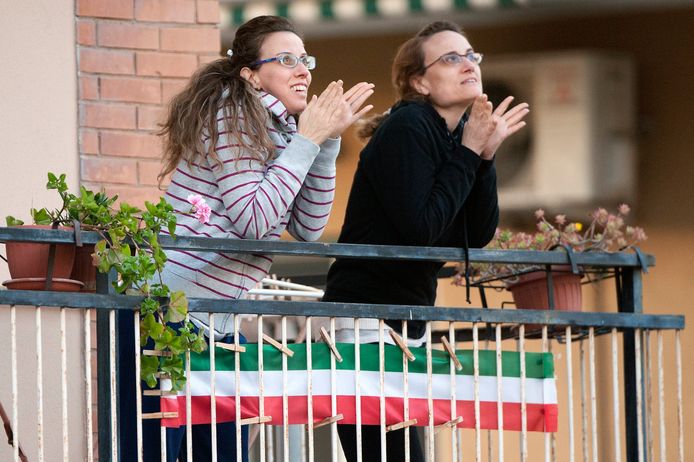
[189,343,553,379]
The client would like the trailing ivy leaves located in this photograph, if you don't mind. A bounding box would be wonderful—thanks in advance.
[7,172,207,391]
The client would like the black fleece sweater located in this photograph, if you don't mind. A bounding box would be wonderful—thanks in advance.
[323,100,499,338]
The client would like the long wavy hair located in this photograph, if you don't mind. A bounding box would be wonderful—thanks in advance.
[357,21,463,139]
[158,16,299,185]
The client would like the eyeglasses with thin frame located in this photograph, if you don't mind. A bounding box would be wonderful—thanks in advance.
[423,51,484,71]
[251,53,316,70]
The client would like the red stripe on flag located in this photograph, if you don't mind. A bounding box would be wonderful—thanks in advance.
[161,396,557,432]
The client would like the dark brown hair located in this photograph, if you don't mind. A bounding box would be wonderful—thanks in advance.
[357,20,463,139]
[158,16,299,185]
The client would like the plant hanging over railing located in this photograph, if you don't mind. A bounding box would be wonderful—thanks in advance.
[6,173,207,391]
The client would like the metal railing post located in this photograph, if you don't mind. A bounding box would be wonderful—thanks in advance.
[96,269,118,462]
[618,267,645,462]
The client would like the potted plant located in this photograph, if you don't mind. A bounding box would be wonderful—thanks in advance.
[3,172,206,390]
[456,204,648,311]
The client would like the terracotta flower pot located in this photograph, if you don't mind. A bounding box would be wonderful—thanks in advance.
[507,266,583,311]
[5,225,76,281]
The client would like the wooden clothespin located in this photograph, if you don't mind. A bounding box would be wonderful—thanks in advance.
[142,411,178,420]
[262,333,294,357]
[143,389,178,397]
[386,418,417,432]
[239,415,272,426]
[215,342,246,353]
[319,326,343,362]
[313,414,344,429]
[142,349,174,357]
[434,416,463,434]
[441,336,463,371]
[389,330,415,361]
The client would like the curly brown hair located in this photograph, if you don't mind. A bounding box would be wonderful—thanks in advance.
[357,20,463,139]
[158,16,300,185]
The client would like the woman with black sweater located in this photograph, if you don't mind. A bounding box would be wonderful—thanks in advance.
[323,21,529,462]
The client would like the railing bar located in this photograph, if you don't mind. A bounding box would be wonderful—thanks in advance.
[267,423,275,462]
[355,318,362,462]
[0,292,683,329]
[450,323,458,461]
[186,313,193,462]
[210,314,218,462]
[426,321,434,462]
[301,423,307,462]
[11,305,19,462]
[160,422,167,462]
[676,330,683,462]
[0,227,656,268]
[258,314,266,462]
[543,326,549,462]
[657,330,666,462]
[496,323,504,462]
[403,320,411,462]
[589,328,598,462]
[519,324,527,462]
[330,317,338,462]
[580,339,588,462]
[36,306,45,462]
[645,330,654,462]
[635,329,644,462]
[566,326,575,462]
[282,316,289,462]
[235,314,242,462]
[473,322,481,462]
[84,308,94,462]
[134,311,143,462]
[307,316,315,462]
[611,328,622,462]
[485,332,492,462]
[550,336,557,462]
[60,308,69,460]
[108,309,118,462]
[379,319,387,462]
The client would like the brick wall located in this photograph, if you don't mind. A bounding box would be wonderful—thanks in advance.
[77,0,221,205]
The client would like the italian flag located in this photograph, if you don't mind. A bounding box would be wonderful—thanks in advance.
[161,343,557,432]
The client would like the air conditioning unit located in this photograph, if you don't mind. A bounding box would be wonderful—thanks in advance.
[481,51,636,213]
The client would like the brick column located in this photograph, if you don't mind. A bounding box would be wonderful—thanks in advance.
[77,0,221,205]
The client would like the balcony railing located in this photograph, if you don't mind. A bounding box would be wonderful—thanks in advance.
[0,226,685,462]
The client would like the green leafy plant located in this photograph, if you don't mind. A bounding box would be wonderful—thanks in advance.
[455,204,648,286]
[6,172,206,391]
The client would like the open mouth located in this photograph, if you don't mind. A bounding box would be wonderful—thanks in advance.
[291,84,307,93]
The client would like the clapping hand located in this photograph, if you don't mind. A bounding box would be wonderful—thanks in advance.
[298,80,374,145]
[461,94,497,156]
[481,96,530,160]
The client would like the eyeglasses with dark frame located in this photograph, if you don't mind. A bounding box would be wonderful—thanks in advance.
[423,51,484,71]
[251,52,316,70]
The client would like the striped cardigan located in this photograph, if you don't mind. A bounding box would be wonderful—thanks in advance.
[161,92,337,330]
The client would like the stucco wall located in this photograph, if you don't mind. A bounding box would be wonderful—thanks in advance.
[0,0,79,283]
[0,1,83,460]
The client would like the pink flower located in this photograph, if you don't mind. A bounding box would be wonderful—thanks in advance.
[555,214,566,226]
[534,209,545,220]
[187,194,211,224]
[618,203,631,215]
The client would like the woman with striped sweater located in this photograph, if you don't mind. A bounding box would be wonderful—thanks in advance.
[138,15,373,461]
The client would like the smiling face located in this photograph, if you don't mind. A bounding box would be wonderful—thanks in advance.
[412,30,482,118]
[243,31,312,115]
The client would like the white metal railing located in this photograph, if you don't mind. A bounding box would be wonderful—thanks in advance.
[0,302,687,462]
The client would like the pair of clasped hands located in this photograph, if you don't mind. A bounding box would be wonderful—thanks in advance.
[298,80,530,159]
[298,80,375,146]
